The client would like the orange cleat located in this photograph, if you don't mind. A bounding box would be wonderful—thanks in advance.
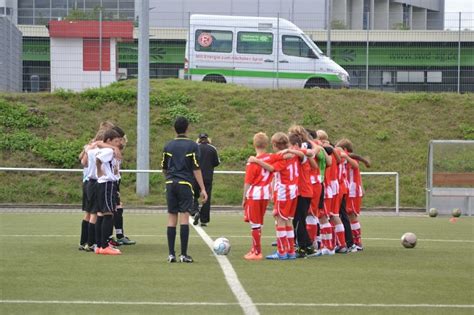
[245,252,263,261]
[101,246,122,255]
[243,249,255,259]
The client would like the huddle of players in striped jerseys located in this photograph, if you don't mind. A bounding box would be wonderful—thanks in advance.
[243,126,370,260]
[78,121,135,256]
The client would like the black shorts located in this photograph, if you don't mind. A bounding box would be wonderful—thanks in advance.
[83,179,99,213]
[166,182,194,214]
[97,181,118,213]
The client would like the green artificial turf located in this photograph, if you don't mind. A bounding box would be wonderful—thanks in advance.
[0,212,473,314]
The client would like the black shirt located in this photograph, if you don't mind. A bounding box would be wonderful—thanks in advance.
[198,142,220,183]
[161,135,200,185]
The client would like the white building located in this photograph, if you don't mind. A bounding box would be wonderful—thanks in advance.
[47,20,133,91]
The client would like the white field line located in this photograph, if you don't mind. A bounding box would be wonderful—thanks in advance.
[0,234,473,243]
[0,300,473,309]
[189,220,260,315]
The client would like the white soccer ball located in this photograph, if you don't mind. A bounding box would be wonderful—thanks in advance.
[452,208,462,218]
[401,232,417,249]
[213,237,231,255]
[428,207,438,217]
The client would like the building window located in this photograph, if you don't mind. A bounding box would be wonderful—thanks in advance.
[427,71,442,83]
[237,32,273,55]
[83,39,111,71]
[397,71,424,83]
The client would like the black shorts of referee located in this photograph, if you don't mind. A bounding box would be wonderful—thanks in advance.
[166,181,194,214]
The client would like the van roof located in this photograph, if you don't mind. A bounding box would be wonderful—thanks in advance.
[190,14,302,33]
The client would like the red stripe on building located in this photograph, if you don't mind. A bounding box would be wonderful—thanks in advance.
[83,38,110,71]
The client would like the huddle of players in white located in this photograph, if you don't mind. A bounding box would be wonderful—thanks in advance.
[78,122,135,256]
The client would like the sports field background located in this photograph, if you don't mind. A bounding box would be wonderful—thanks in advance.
[0,210,472,314]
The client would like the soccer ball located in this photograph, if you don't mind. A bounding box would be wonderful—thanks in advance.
[401,232,417,249]
[428,208,438,217]
[452,208,462,218]
[213,237,231,255]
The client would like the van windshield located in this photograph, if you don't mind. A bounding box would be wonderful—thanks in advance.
[302,34,324,56]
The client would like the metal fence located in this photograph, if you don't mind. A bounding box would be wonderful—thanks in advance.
[1,5,473,92]
[426,140,474,216]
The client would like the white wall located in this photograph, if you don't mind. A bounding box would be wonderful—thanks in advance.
[50,37,117,92]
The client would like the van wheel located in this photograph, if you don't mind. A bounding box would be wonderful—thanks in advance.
[203,75,226,84]
[305,78,329,89]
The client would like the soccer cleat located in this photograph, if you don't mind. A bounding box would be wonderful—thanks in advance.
[265,252,288,260]
[271,240,277,247]
[244,249,255,259]
[336,246,348,254]
[167,254,177,263]
[95,247,102,254]
[179,255,194,263]
[83,244,92,252]
[321,248,335,256]
[78,244,86,251]
[101,246,122,255]
[348,244,358,253]
[287,252,297,260]
[193,213,200,226]
[306,250,323,258]
[245,252,263,261]
[355,244,364,251]
[108,237,121,247]
[200,223,207,227]
[304,246,316,255]
[295,248,306,258]
[117,236,136,245]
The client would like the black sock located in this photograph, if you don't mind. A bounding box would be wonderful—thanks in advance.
[115,208,124,239]
[167,226,176,256]
[80,220,88,245]
[87,222,96,246]
[180,224,189,256]
[101,216,113,249]
[95,216,103,248]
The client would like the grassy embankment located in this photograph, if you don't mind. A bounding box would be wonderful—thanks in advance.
[1,79,473,207]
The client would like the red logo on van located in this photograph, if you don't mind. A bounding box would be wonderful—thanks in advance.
[198,32,213,47]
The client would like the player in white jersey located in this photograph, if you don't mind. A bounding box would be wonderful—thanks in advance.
[108,126,136,247]
[95,129,123,255]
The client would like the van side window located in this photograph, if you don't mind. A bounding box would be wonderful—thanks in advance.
[237,32,273,55]
[195,30,233,53]
[282,35,317,59]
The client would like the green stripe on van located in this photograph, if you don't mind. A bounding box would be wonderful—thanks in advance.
[189,68,341,82]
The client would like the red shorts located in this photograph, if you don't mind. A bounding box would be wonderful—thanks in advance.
[331,193,344,216]
[244,199,269,225]
[273,198,297,220]
[309,183,322,217]
[347,196,362,215]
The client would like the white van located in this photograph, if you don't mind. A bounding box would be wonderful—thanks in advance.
[184,14,349,89]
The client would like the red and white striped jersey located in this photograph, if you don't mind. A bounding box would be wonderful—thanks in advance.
[348,160,363,198]
[272,155,300,201]
[244,153,276,200]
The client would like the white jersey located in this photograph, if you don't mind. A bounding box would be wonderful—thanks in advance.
[96,148,119,183]
[84,148,100,181]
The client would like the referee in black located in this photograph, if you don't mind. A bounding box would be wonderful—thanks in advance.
[162,117,208,263]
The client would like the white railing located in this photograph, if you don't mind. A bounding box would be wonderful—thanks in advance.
[0,167,399,214]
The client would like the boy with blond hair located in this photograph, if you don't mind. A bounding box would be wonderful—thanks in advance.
[242,132,274,260]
